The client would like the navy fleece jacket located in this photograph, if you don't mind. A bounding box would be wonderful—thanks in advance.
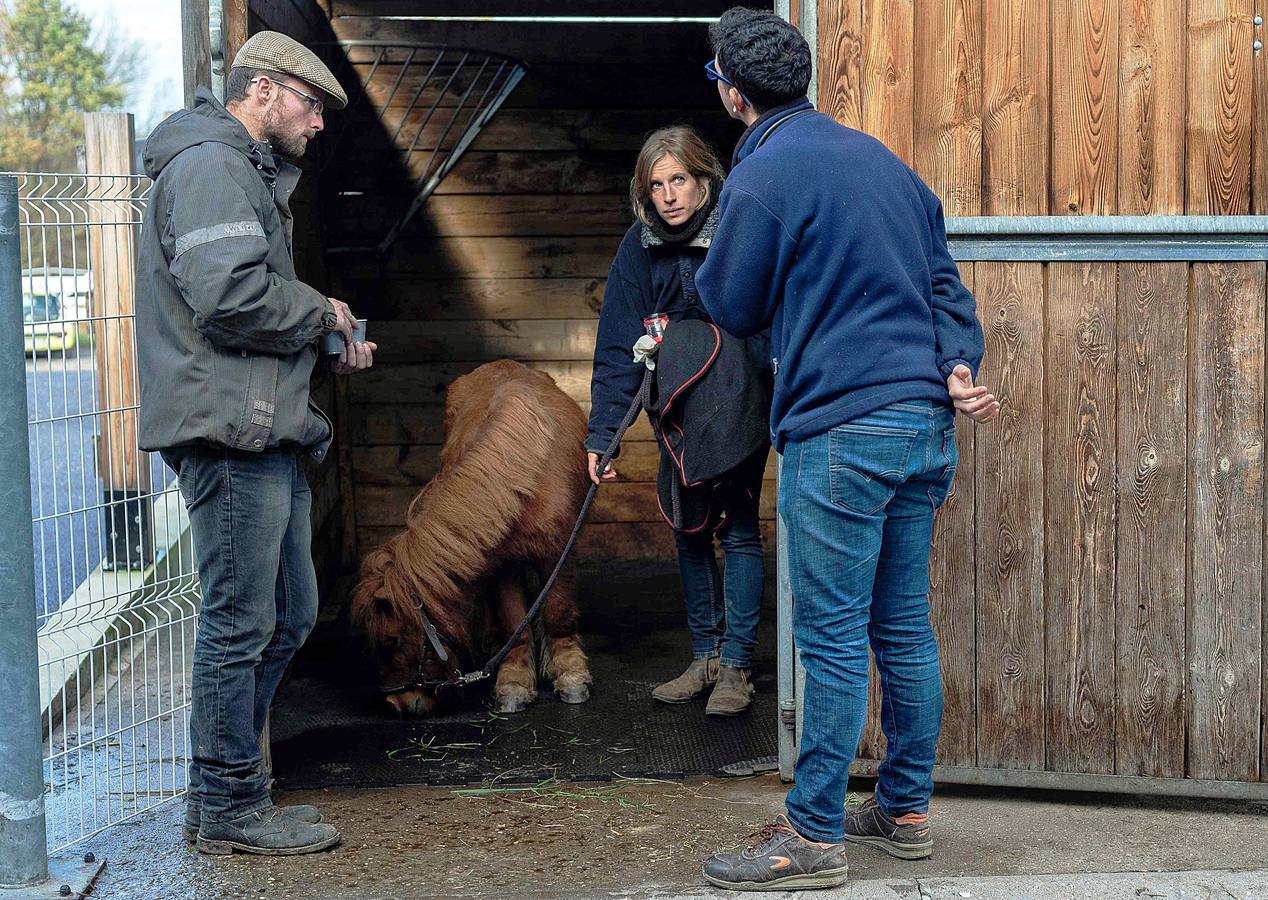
[696,98,985,452]
[586,225,711,455]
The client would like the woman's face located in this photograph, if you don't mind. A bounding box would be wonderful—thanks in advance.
[648,153,703,227]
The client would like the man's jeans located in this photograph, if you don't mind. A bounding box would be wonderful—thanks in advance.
[780,400,956,843]
[673,457,765,669]
[162,446,318,824]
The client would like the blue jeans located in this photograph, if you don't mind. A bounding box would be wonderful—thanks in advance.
[163,446,318,823]
[781,400,956,842]
[673,458,765,669]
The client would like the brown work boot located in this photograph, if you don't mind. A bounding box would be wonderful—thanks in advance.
[651,657,719,703]
[196,804,341,856]
[183,799,323,843]
[706,665,754,716]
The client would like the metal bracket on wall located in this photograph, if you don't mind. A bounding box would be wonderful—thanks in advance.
[946,215,1268,262]
[318,41,526,261]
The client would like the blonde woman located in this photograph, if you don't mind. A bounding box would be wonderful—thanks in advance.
[586,125,769,717]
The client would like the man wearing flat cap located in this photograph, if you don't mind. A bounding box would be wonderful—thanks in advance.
[136,31,372,856]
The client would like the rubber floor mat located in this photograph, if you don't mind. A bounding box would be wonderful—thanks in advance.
[270,565,780,788]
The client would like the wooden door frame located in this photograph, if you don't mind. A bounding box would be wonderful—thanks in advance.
[181,0,250,107]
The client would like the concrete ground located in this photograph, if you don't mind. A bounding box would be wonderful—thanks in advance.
[78,775,1268,899]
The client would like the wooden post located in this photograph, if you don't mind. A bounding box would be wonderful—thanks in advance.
[181,0,212,109]
[223,0,250,74]
[85,112,151,570]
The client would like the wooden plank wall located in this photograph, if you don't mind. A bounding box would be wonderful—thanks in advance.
[821,0,1263,215]
[818,0,1268,779]
[319,12,748,568]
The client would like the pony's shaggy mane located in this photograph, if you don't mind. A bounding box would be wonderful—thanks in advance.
[353,361,586,652]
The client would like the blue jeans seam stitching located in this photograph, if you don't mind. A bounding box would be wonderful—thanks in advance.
[214,454,237,812]
[256,457,298,717]
[876,646,897,815]
[255,532,292,716]
[705,554,721,647]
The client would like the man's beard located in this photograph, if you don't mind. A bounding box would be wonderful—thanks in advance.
[261,105,309,158]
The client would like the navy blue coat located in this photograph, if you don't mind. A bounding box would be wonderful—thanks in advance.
[586,224,712,455]
[587,223,770,456]
[697,98,986,452]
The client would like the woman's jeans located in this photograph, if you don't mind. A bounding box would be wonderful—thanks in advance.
[673,460,766,669]
[162,446,319,824]
[780,400,957,843]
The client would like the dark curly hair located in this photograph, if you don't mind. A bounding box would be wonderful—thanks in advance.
[708,7,812,113]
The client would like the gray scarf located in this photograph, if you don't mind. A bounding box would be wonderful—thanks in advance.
[640,203,719,249]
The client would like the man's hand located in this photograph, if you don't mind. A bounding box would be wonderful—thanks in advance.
[947,364,1000,423]
[587,451,618,485]
[326,298,375,374]
[332,339,377,374]
[327,297,355,345]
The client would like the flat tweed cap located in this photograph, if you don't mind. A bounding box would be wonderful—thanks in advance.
[232,31,347,110]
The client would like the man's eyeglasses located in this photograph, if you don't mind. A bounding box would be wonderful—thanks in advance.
[705,59,750,106]
[252,77,324,116]
[704,58,734,87]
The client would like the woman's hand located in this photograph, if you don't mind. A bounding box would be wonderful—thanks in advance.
[587,451,619,485]
[947,364,1000,423]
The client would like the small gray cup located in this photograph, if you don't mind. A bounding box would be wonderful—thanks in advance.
[323,318,367,356]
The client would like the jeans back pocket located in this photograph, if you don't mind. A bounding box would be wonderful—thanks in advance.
[828,422,917,515]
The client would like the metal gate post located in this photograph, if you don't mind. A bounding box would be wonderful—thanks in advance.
[0,176,48,888]
[775,493,799,782]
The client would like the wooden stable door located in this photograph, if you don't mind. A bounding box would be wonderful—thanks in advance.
[808,0,1268,788]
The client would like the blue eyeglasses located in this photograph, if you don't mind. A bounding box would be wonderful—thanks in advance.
[705,59,750,106]
[704,58,733,86]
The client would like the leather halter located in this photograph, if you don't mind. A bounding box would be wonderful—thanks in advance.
[378,606,466,694]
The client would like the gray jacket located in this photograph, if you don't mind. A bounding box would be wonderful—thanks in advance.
[136,88,332,461]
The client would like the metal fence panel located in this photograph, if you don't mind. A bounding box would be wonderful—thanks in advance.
[11,172,199,852]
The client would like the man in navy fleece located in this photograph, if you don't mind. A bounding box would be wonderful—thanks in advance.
[697,8,999,892]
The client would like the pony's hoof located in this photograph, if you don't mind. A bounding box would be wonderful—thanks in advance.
[557,684,590,704]
[494,688,532,714]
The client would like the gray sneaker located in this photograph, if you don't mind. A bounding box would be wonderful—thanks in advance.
[196,804,341,856]
[702,814,849,891]
[843,797,933,859]
[183,800,324,842]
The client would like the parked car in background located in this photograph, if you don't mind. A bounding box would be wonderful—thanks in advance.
[22,268,92,355]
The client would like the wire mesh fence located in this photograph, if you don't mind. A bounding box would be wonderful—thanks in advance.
[10,172,199,852]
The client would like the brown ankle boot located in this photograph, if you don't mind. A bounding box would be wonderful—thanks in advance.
[651,657,720,703]
[706,665,754,716]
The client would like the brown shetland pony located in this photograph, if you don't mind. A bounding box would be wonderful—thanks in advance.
[350,360,593,717]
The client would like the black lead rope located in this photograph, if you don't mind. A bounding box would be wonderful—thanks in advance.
[435,368,655,690]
